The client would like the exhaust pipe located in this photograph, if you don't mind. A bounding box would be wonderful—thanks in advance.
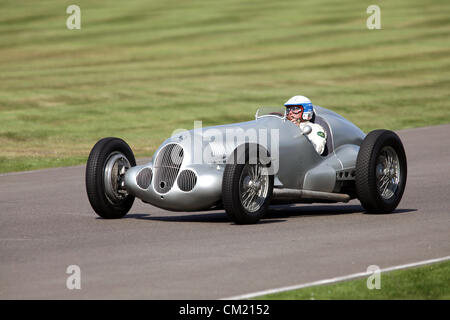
[273,188,351,203]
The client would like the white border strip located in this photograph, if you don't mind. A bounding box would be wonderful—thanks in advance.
[223,255,450,300]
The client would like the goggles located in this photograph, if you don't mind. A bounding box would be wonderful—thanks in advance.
[286,106,303,114]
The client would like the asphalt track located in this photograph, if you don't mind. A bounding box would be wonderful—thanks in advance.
[1,124,449,299]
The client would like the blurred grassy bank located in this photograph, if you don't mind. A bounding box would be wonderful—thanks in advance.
[0,0,449,173]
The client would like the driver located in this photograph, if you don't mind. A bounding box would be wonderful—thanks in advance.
[285,95,327,155]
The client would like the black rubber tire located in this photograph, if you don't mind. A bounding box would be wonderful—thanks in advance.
[85,137,136,219]
[355,130,407,213]
[222,146,274,224]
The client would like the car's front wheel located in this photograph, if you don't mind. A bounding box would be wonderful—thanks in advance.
[85,137,136,219]
[355,130,407,213]
[222,153,274,224]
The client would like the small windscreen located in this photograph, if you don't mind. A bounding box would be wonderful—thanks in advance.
[255,107,286,119]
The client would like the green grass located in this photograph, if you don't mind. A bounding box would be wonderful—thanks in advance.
[255,260,450,299]
[1,0,449,173]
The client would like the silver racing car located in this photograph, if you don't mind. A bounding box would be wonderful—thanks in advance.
[85,106,407,224]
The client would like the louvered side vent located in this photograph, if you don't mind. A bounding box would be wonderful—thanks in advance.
[153,144,184,194]
[177,170,197,192]
[136,168,152,189]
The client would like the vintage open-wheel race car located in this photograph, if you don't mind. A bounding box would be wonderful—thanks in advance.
[85,106,407,224]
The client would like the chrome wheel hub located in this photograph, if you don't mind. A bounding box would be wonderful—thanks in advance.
[239,163,269,213]
[375,146,400,200]
[104,152,131,203]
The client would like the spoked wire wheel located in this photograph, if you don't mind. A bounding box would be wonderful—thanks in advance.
[356,130,407,213]
[85,137,136,219]
[239,163,270,213]
[222,145,274,224]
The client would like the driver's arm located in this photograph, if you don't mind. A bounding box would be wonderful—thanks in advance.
[309,124,327,155]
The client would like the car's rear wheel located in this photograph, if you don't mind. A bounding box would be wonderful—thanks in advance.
[85,137,136,219]
[355,130,407,213]
[222,147,274,224]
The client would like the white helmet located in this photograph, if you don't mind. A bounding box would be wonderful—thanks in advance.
[284,95,314,121]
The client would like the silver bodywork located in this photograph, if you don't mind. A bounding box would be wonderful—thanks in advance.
[124,106,365,211]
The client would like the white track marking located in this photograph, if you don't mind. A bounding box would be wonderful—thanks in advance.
[222,255,450,300]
